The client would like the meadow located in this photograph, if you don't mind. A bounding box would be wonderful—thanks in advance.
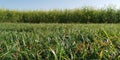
[0,7,120,60]
[0,23,120,60]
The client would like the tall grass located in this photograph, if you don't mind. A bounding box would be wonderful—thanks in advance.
[0,23,120,59]
[0,7,120,23]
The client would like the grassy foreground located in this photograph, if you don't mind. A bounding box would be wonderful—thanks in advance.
[0,23,120,60]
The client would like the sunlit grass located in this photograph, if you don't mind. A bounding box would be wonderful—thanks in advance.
[0,23,119,60]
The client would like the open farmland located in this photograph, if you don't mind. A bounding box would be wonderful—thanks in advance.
[0,23,120,60]
[0,8,120,23]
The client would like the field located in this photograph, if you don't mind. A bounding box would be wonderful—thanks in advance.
[1,8,120,23]
[0,23,120,60]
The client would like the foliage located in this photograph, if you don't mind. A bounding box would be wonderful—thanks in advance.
[0,23,120,60]
[0,7,120,23]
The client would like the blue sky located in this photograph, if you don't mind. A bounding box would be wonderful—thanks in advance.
[0,0,120,10]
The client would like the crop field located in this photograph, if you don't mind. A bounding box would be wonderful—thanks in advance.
[1,8,120,23]
[0,23,119,60]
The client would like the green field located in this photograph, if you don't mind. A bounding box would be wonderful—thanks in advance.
[1,8,120,23]
[0,23,120,60]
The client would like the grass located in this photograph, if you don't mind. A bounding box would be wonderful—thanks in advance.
[0,7,120,23]
[0,23,120,60]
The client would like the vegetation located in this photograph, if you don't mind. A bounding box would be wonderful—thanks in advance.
[0,23,120,60]
[0,7,120,23]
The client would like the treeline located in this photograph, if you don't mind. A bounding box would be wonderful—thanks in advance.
[0,8,120,23]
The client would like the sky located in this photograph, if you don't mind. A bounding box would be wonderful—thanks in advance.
[0,0,120,10]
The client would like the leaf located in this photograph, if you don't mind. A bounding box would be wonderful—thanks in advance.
[49,47,58,60]
[100,49,104,59]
